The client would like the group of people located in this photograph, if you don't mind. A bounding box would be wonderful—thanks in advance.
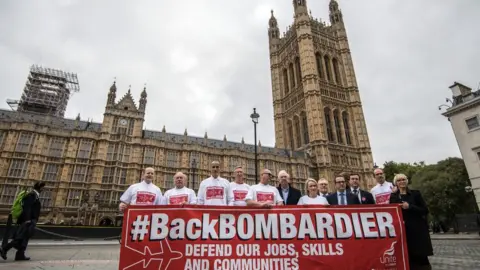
[119,162,434,270]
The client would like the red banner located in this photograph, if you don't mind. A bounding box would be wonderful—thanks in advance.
[119,205,409,270]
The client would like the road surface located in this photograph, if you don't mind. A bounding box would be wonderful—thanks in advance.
[0,240,478,269]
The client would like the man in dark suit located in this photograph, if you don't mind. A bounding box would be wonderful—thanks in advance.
[0,182,45,261]
[327,173,360,205]
[348,173,375,204]
[277,170,301,205]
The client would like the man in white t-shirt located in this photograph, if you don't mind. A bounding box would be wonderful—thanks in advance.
[370,168,394,204]
[197,161,230,206]
[119,167,164,211]
[228,166,250,206]
[245,169,283,208]
[163,172,197,205]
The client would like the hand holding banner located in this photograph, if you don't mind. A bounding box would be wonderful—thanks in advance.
[119,205,408,270]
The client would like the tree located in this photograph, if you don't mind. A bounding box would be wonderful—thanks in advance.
[382,161,426,184]
[410,157,476,226]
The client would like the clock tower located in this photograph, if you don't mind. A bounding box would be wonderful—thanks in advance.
[101,81,147,139]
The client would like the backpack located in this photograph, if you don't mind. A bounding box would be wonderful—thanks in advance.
[10,189,29,221]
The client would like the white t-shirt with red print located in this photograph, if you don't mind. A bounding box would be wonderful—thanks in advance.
[197,176,230,206]
[370,181,394,204]
[120,181,163,205]
[163,187,197,205]
[228,182,251,206]
[245,183,283,204]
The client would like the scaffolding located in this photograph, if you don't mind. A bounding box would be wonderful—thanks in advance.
[7,65,80,117]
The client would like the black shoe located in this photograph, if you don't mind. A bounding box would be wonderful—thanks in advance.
[14,256,30,261]
[0,247,7,260]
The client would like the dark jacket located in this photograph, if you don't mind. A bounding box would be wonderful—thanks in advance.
[326,191,360,205]
[18,191,41,224]
[390,189,433,258]
[277,185,302,205]
[350,188,375,204]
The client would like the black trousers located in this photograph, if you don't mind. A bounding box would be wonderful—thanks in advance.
[409,255,431,270]
[4,222,35,256]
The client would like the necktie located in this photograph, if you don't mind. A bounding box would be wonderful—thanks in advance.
[353,189,358,195]
[340,193,346,205]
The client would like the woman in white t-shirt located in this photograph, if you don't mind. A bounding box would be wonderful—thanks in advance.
[163,172,197,205]
[297,178,329,205]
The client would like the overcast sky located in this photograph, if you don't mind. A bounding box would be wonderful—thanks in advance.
[0,0,479,166]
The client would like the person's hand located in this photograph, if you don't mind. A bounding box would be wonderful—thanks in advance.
[262,201,274,209]
[391,186,398,193]
[119,202,127,212]
[401,202,409,209]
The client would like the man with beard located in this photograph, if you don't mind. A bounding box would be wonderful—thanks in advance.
[0,182,45,261]
[119,167,164,211]
[197,161,230,205]
[162,172,197,205]
[370,168,394,204]
[317,178,330,197]
[276,170,301,205]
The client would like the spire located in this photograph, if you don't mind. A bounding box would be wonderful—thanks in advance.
[139,84,147,113]
[241,137,245,144]
[162,125,166,133]
[204,131,208,139]
[329,0,343,25]
[293,0,308,14]
[223,134,227,141]
[106,80,116,107]
[184,128,188,136]
[75,113,81,121]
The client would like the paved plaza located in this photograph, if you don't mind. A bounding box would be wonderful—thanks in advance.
[0,239,478,269]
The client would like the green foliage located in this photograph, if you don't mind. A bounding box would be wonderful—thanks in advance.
[382,157,476,225]
[382,160,426,184]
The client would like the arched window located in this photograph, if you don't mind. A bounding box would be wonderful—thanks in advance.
[316,53,324,79]
[295,57,302,86]
[288,120,294,150]
[333,110,343,144]
[289,63,295,89]
[324,55,332,82]
[332,58,341,85]
[283,68,289,95]
[295,116,302,148]
[342,111,352,145]
[302,113,309,144]
[324,108,334,142]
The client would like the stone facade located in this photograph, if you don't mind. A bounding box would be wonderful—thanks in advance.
[268,0,374,186]
[0,0,375,225]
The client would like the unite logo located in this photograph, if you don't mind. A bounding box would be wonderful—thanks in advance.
[379,241,397,268]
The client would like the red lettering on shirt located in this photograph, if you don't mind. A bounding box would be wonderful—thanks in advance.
[169,194,188,205]
[233,190,248,201]
[205,186,224,200]
[136,191,156,205]
[256,192,274,202]
[375,192,391,204]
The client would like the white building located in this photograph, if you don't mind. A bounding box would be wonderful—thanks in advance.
[442,82,480,210]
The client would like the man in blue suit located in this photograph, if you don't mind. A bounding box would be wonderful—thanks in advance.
[327,173,360,205]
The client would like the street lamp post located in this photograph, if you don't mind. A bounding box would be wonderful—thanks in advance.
[191,158,197,191]
[250,108,260,183]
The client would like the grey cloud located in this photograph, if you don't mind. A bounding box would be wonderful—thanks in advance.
[0,0,479,165]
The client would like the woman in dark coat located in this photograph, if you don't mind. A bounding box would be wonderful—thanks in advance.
[389,173,433,270]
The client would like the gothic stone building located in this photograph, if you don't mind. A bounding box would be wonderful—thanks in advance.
[0,0,374,225]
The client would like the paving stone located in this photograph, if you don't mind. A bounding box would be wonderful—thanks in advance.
[0,240,478,269]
